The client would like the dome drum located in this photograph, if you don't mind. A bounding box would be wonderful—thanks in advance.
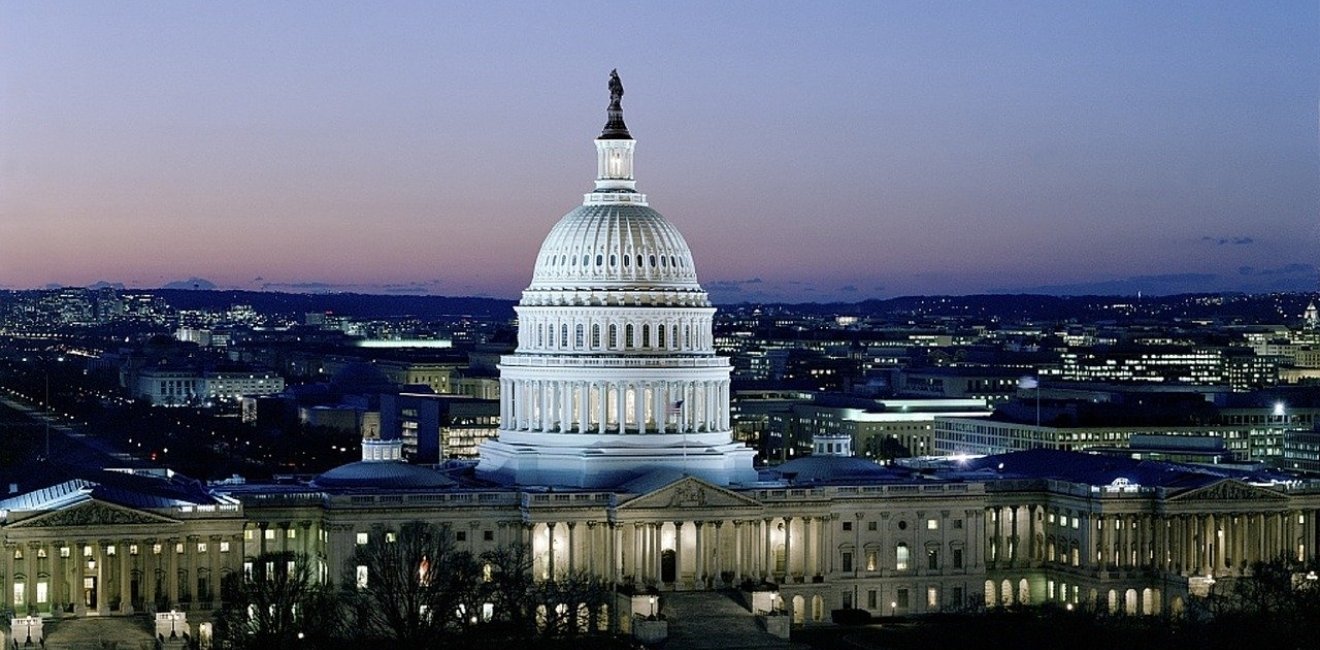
[514,306,716,355]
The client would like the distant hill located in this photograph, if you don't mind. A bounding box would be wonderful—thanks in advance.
[154,289,516,320]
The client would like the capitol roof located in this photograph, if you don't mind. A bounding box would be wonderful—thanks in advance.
[312,460,455,490]
[773,455,907,484]
[528,203,702,292]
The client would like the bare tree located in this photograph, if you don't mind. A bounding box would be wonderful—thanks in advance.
[344,521,482,648]
[214,551,339,650]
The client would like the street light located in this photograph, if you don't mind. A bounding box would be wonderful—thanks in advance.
[648,596,656,617]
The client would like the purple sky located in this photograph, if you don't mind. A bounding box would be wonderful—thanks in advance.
[2,2,1317,302]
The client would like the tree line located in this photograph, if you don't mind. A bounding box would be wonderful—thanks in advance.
[213,521,628,650]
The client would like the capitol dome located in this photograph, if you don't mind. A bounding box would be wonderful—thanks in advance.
[476,71,756,488]
[527,203,703,294]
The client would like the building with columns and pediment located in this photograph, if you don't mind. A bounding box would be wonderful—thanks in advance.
[4,74,1320,633]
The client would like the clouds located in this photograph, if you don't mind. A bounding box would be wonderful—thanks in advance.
[257,279,444,295]
[1201,236,1255,246]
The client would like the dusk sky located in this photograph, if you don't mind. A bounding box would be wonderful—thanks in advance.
[2,2,1317,303]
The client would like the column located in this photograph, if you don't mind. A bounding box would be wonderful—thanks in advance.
[733,521,744,582]
[651,523,662,583]
[119,541,132,613]
[49,541,64,614]
[694,521,705,585]
[567,522,577,574]
[803,517,816,578]
[782,517,793,580]
[546,523,557,580]
[673,522,685,586]
[93,542,108,615]
[585,522,597,577]
[631,523,643,580]
[762,519,773,580]
[609,522,621,584]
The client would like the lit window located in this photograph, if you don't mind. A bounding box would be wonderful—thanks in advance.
[83,545,92,557]
[264,529,275,541]
[244,530,254,540]
[197,543,207,554]
[153,544,162,555]
[356,533,369,545]
[356,565,369,588]
[60,547,71,558]
[176,543,184,554]
[895,543,910,571]
[129,545,139,556]
[927,519,939,530]
[287,528,297,539]
[386,532,397,543]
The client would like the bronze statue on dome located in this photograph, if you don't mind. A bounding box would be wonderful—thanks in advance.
[608,69,624,109]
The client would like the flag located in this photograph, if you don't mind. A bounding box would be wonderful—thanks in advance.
[666,400,684,416]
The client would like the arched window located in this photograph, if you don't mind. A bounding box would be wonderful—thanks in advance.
[636,254,643,268]
[575,324,584,348]
[642,324,650,348]
[623,255,629,267]
[650,255,657,267]
[895,543,910,571]
[591,324,601,348]
[596,254,603,266]
[625,324,634,348]
[609,254,617,266]
[608,324,618,349]
[657,324,666,348]
[537,324,544,347]
[560,325,568,348]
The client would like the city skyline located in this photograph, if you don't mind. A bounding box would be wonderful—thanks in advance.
[2,2,1318,302]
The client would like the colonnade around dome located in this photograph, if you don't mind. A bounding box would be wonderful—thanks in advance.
[500,377,730,435]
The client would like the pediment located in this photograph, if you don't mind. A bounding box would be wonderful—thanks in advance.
[1169,479,1287,503]
[9,499,181,529]
[620,475,760,511]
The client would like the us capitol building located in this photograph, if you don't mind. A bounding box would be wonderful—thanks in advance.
[3,73,1320,629]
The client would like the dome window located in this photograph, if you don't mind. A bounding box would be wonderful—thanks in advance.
[636,255,643,267]
[596,255,603,266]
[609,254,617,266]
[623,255,630,267]
[650,255,657,267]
[583,255,589,266]
[660,256,667,267]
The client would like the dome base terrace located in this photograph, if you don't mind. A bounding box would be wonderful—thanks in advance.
[476,433,757,488]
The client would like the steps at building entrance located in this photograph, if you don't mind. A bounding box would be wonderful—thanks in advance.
[661,591,806,650]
